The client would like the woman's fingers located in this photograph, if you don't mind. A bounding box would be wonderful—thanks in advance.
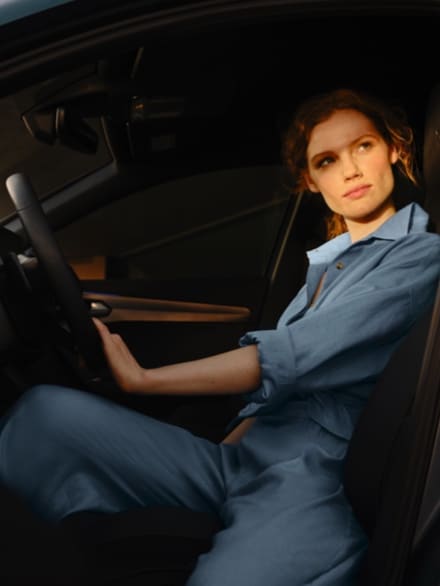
[92,318,144,392]
[93,318,123,355]
[92,316,109,338]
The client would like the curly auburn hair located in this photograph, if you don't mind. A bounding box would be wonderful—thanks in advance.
[282,88,419,239]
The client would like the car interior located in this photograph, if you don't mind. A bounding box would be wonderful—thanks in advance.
[0,6,439,586]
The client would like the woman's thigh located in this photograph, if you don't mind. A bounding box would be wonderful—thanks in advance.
[188,424,368,586]
[189,495,366,586]
[0,385,227,521]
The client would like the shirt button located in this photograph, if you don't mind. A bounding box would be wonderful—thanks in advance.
[336,261,344,270]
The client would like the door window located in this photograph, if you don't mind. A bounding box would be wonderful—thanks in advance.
[56,165,290,280]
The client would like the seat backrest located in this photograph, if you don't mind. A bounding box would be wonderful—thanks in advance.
[422,82,440,232]
[343,304,434,539]
[343,279,440,586]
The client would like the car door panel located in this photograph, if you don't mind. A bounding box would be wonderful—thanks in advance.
[81,275,268,367]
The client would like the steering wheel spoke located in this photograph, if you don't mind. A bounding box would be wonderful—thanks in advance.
[5,172,106,376]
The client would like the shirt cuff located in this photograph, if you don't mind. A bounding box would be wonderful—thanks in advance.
[239,327,296,405]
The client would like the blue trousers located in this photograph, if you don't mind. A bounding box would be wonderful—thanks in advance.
[0,385,367,585]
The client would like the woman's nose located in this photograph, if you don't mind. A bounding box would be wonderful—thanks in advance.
[342,156,362,180]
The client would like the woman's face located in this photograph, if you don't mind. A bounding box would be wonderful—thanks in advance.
[305,108,399,241]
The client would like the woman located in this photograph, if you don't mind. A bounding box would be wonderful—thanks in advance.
[1,88,439,585]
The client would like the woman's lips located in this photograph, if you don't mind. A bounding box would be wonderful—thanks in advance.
[343,184,371,199]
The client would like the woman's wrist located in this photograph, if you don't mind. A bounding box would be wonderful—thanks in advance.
[125,367,154,394]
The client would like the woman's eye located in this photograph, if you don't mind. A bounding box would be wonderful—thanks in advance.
[358,141,372,152]
[316,156,334,169]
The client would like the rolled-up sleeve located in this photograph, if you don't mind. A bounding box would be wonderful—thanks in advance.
[239,233,440,410]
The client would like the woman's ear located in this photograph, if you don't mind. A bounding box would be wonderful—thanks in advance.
[390,145,399,165]
[304,173,320,193]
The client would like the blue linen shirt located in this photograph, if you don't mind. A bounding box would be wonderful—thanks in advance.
[237,203,440,440]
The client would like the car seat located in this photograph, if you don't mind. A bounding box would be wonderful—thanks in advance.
[343,282,440,586]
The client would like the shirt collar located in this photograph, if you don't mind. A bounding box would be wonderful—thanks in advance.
[307,202,429,265]
[370,201,428,240]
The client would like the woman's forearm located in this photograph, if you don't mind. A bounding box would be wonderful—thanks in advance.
[141,346,261,395]
[93,318,261,395]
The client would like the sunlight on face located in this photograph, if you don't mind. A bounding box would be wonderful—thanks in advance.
[305,109,399,241]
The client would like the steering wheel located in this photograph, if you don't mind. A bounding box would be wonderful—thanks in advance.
[5,172,106,375]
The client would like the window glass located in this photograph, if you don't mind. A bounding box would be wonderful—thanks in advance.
[56,165,290,280]
[0,0,74,26]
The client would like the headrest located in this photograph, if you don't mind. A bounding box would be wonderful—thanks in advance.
[423,84,440,233]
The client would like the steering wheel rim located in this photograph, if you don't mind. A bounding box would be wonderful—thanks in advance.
[5,172,105,374]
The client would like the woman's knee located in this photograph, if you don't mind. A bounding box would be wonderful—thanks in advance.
[0,385,99,471]
[0,385,101,518]
[5,385,84,433]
